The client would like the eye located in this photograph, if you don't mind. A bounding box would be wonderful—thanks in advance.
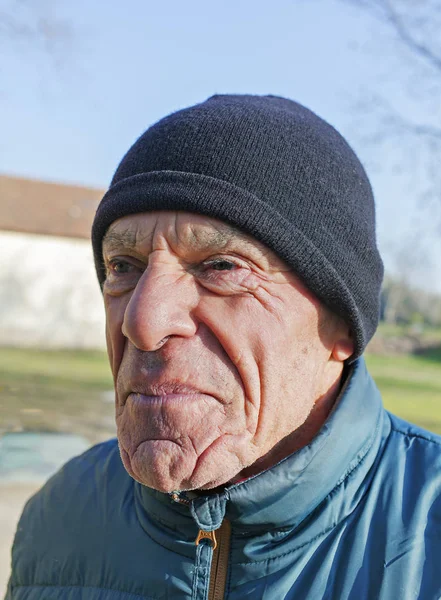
[194,256,254,295]
[204,259,236,271]
[105,257,145,279]
[108,259,133,274]
[104,256,145,295]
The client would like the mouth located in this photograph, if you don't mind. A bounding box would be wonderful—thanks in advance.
[130,382,201,396]
[129,392,209,406]
[122,381,215,408]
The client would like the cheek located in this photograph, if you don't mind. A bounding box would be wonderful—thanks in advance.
[199,296,262,355]
[199,291,305,371]
[198,297,264,406]
[199,291,326,440]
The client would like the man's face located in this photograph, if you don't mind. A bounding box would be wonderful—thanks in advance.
[103,211,351,493]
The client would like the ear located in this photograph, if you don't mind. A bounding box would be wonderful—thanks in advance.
[331,331,354,362]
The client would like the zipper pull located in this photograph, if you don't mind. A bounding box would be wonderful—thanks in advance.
[195,528,218,550]
[170,491,191,505]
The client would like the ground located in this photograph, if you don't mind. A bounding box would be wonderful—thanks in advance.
[0,483,41,595]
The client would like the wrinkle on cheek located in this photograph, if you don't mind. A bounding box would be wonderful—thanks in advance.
[210,326,260,431]
[230,271,260,293]
[104,292,134,394]
[251,281,296,324]
[105,323,114,375]
[197,302,263,437]
[224,347,259,433]
[249,362,272,442]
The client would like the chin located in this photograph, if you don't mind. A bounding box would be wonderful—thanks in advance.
[118,435,250,493]
[120,453,237,493]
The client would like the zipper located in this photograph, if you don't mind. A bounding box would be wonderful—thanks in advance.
[195,519,231,600]
[170,491,231,600]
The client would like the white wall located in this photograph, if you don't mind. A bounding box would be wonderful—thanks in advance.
[0,231,106,349]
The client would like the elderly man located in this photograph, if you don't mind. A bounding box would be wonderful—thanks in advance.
[7,95,441,599]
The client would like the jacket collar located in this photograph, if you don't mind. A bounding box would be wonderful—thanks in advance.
[136,358,388,536]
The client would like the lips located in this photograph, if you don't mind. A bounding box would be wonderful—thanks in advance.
[119,380,217,409]
[129,381,202,397]
[136,382,200,395]
[128,392,215,412]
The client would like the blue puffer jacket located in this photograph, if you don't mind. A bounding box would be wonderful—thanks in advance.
[6,359,441,599]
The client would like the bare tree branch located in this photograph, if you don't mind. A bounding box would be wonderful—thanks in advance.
[382,0,441,72]
[336,0,441,222]
[342,0,441,72]
[0,0,75,65]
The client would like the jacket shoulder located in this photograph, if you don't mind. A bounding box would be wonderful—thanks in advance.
[10,438,135,587]
[22,437,125,515]
[369,414,441,597]
[383,412,441,518]
[388,411,441,454]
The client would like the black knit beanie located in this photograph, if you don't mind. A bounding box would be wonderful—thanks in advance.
[92,94,383,359]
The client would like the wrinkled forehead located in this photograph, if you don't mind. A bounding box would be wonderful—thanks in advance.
[102,211,274,258]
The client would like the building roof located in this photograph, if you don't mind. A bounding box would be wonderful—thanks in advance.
[0,174,105,239]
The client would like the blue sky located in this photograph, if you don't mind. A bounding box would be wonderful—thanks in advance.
[1,0,440,291]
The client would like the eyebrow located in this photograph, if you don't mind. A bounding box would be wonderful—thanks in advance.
[102,221,255,254]
[186,224,251,249]
[102,229,138,252]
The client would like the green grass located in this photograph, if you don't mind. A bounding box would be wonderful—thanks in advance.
[365,353,441,435]
[0,347,112,389]
[1,346,440,441]
[376,322,441,342]
[0,347,114,444]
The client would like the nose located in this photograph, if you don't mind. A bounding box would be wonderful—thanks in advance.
[122,261,198,351]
